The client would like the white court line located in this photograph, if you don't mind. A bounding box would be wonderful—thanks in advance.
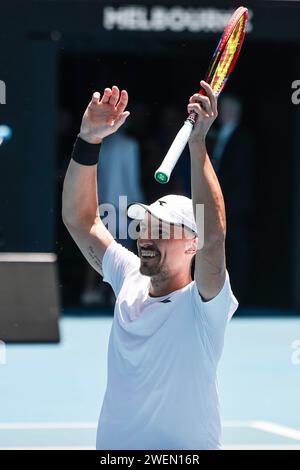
[224,420,300,441]
[251,421,300,442]
[1,420,300,442]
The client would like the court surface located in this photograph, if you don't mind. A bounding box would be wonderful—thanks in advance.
[1,313,300,450]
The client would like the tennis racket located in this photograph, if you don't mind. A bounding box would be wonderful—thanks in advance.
[154,6,248,184]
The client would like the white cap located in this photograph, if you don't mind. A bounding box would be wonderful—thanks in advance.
[127,194,198,234]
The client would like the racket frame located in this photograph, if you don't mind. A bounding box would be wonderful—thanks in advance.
[154,6,248,184]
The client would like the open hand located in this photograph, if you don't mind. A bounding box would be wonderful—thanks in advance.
[79,86,130,144]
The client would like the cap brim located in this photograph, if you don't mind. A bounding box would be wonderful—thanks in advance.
[128,202,173,223]
[128,200,198,235]
[127,203,150,221]
[127,202,188,227]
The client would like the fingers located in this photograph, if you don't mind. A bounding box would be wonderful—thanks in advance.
[188,81,218,118]
[101,88,112,104]
[189,93,211,110]
[116,90,128,114]
[100,87,128,114]
[188,95,211,117]
[91,92,100,104]
[109,85,120,106]
[200,80,218,115]
[188,102,210,118]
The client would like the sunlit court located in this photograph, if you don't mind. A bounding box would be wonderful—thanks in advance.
[1,316,300,449]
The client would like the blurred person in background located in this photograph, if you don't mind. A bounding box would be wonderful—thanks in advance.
[210,94,254,305]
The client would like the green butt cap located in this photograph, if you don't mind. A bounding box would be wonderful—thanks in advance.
[154,171,169,184]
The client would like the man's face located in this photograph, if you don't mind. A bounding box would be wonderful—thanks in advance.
[137,213,197,278]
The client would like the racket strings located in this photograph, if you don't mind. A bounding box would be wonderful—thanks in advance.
[210,15,247,95]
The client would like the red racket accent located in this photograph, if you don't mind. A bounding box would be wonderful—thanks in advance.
[187,6,248,125]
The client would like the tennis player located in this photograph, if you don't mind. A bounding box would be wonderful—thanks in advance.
[62,82,238,450]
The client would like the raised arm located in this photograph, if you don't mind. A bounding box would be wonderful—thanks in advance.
[62,86,130,275]
[188,81,226,301]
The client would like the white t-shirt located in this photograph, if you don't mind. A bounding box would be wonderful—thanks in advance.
[96,241,238,450]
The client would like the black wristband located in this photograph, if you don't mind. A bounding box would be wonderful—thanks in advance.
[71,136,101,166]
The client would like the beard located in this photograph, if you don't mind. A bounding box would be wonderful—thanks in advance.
[139,262,161,277]
[139,258,170,281]
[138,245,162,276]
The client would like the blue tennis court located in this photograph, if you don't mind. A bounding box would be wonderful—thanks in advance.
[1,311,299,450]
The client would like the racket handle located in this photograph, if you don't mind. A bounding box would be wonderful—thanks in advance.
[154,119,194,184]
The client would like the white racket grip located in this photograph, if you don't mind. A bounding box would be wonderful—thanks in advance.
[155,120,194,183]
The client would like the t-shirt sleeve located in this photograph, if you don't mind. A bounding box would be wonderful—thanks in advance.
[102,241,140,297]
[192,271,238,363]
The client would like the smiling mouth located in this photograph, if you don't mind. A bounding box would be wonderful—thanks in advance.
[140,249,160,260]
